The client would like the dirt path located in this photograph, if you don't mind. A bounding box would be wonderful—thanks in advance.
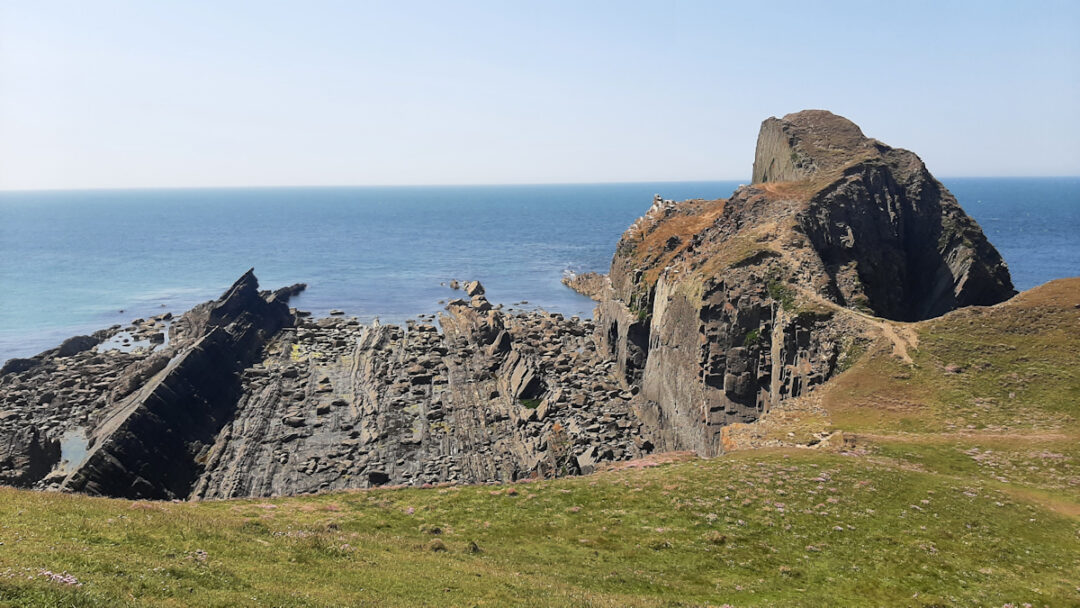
[792,285,920,363]
[878,321,917,363]
[854,431,1074,444]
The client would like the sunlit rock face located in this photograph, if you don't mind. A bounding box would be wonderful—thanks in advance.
[598,110,1015,456]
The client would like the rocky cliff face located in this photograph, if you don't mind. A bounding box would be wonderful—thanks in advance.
[598,110,1015,456]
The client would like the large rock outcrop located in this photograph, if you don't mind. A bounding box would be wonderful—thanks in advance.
[598,110,1015,456]
[61,270,294,499]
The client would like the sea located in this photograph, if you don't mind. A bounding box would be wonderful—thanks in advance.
[1,178,1077,362]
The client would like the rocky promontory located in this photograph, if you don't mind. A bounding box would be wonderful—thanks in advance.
[1,110,1016,498]
[595,109,1015,456]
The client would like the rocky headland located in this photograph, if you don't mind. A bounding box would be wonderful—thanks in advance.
[1,110,1018,499]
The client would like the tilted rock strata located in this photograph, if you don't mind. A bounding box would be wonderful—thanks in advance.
[1,275,648,498]
[0,329,164,487]
[193,292,646,498]
[61,269,295,499]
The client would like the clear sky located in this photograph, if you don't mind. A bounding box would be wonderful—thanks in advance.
[1,0,1078,190]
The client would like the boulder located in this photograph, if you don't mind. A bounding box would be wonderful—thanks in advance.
[57,335,101,357]
[1,358,40,376]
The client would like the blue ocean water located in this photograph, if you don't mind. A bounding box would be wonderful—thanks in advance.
[1,178,1077,362]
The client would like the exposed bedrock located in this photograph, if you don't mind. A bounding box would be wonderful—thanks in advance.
[752,110,1014,320]
[598,110,1015,456]
[61,269,295,499]
[1,275,647,498]
[562,271,610,301]
[192,289,647,498]
[0,426,60,486]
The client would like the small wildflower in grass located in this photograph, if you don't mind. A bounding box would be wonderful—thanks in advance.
[186,549,208,562]
[39,570,81,587]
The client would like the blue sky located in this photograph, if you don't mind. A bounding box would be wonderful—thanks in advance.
[1,0,1078,189]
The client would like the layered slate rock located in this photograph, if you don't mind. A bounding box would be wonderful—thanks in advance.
[0,426,59,486]
[1,275,648,498]
[192,290,647,498]
[598,110,1015,456]
[755,111,1014,320]
[61,270,294,499]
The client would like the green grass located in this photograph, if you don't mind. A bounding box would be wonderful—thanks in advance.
[2,450,1078,607]
[870,437,1080,502]
[825,279,1080,435]
[767,280,796,312]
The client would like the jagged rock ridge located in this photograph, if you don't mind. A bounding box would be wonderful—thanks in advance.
[1,274,649,498]
[61,270,294,498]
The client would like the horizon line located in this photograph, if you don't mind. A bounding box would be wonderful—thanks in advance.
[1,174,1078,194]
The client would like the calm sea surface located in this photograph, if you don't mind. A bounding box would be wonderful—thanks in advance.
[1,178,1077,361]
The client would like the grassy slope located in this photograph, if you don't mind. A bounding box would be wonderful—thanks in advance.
[2,451,1076,608]
[1,280,1078,607]
[821,278,1080,515]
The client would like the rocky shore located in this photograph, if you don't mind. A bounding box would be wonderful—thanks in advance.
[1,110,1016,500]
[1,271,651,499]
